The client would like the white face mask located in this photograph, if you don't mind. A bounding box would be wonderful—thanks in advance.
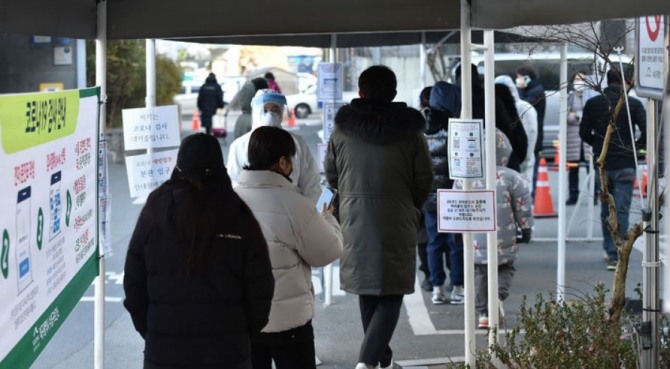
[261,111,282,127]
[573,81,585,91]
[515,76,528,88]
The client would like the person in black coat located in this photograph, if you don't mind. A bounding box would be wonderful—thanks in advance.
[123,133,274,369]
[579,69,646,269]
[455,64,528,172]
[197,73,225,135]
[515,64,546,197]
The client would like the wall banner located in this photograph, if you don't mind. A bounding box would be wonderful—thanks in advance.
[0,88,100,369]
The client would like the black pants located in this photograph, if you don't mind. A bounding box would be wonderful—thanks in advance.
[200,114,213,135]
[251,320,315,369]
[358,295,403,367]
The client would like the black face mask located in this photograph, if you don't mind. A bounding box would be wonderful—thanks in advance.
[425,108,451,134]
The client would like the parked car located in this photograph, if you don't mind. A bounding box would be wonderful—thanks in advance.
[173,76,246,115]
[452,52,640,161]
[285,84,358,118]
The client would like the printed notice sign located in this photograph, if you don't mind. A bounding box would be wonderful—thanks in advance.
[448,119,484,179]
[122,105,181,150]
[317,63,344,102]
[636,15,667,100]
[0,88,100,369]
[437,190,496,232]
[322,102,345,142]
[125,149,179,198]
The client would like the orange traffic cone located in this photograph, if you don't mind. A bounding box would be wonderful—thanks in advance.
[534,157,557,218]
[191,109,201,131]
[287,108,296,128]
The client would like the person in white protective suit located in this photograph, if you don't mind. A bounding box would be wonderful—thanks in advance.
[227,89,322,204]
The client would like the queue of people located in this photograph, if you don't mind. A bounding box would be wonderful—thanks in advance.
[123,61,643,368]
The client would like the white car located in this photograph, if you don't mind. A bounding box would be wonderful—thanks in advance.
[173,77,246,115]
[285,84,358,119]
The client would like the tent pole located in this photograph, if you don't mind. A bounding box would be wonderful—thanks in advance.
[146,39,156,108]
[323,33,337,307]
[94,1,107,369]
[145,39,156,157]
[642,98,659,369]
[557,42,568,303]
[420,32,426,88]
[482,30,499,348]
[460,1,476,366]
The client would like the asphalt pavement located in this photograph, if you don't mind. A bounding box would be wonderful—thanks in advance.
[29,114,661,369]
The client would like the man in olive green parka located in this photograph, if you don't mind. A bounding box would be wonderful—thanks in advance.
[324,65,433,369]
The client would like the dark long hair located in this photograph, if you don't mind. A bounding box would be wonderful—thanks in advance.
[244,126,296,170]
[495,83,521,128]
[151,133,241,274]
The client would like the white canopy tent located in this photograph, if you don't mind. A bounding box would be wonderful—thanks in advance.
[1,0,669,368]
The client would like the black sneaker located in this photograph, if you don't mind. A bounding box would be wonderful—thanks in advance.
[566,198,578,205]
[607,259,617,271]
[421,278,432,292]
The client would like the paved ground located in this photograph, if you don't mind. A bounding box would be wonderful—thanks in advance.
[29,113,662,369]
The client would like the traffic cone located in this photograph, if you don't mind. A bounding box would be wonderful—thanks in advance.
[534,157,557,218]
[191,109,200,131]
[287,108,296,128]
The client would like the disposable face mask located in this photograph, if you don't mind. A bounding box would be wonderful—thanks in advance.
[516,76,529,88]
[573,81,585,91]
[262,111,282,127]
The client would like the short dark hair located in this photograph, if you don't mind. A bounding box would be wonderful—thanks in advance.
[419,86,432,108]
[358,65,397,101]
[607,68,623,85]
[264,72,275,80]
[516,64,537,80]
[246,126,296,170]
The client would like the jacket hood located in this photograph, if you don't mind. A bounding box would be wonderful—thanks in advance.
[495,75,520,102]
[429,81,461,116]
[495,128,512,166]
[205,73,217,84]
[237,170,298,192]
[334,98,425,144]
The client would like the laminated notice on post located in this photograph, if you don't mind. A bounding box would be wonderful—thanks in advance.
[448,119,484,179]
[437,190,496,233]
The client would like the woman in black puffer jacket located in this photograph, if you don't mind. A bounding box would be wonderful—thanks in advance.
[123,133,275,369]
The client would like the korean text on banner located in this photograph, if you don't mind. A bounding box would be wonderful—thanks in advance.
[317,63,344,102]
[437,190,496,233]
[0,88,100,369]
[448,119,484,179]
[122,105,181,150]
[125,149,179,198]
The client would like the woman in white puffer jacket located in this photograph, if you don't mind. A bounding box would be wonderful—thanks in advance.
[235,126,343,369]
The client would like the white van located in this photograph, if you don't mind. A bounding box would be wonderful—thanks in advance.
[455,52,638,159]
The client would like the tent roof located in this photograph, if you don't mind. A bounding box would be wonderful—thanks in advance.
[2,1,669,40]
[169,30,547,48]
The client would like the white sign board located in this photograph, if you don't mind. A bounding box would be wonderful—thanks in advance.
[437,190,496,232]
[322,102,345,142]
[122,105,181,150]
[317,143,328,173]
[0,88,100,369]
[125,149,179,198]
[317,63,344,102]
[636,15,667,100]
[448,119,484,179]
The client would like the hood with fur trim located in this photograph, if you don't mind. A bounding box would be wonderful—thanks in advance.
[334,98,426,144]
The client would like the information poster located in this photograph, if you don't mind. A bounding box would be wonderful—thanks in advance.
[448,119,484,179]
[0,88,100,369]
[322,102,345,142]
[636,15,667,100]
[122,105,181,150]
[125,149,179,198]
[317,63,344,102]
[437,190,496,232]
